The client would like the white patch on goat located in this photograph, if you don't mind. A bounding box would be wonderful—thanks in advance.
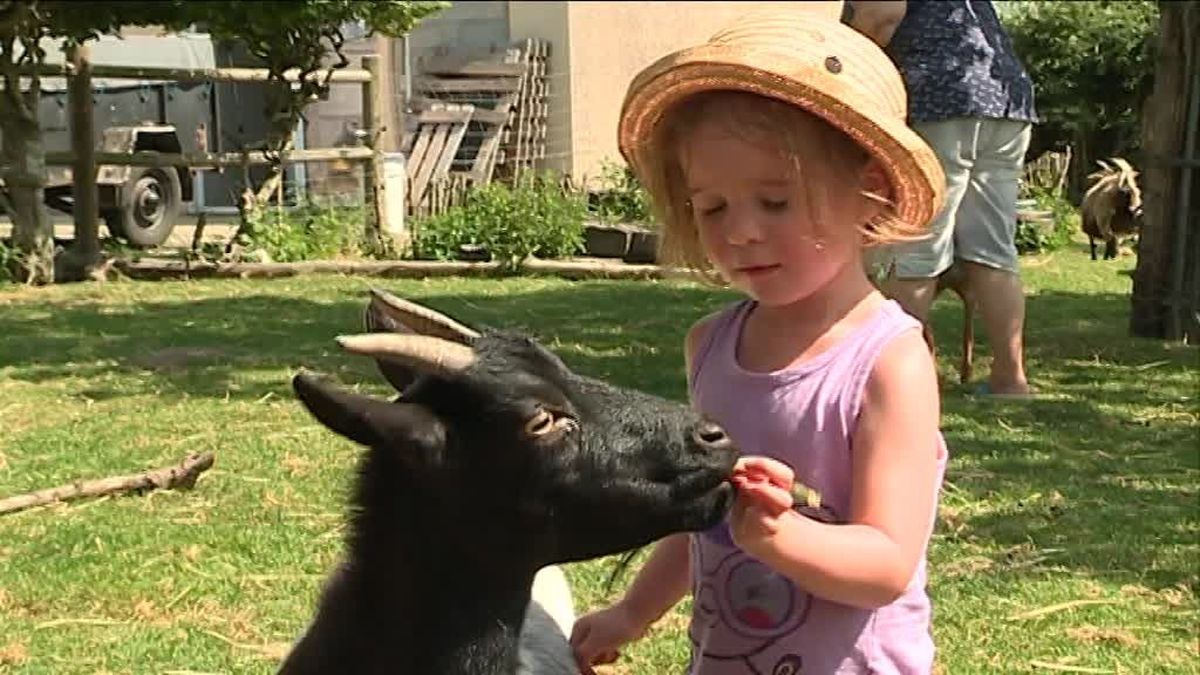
[529,565,575,637]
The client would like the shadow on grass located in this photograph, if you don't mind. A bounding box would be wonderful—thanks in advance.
[2,278,1196,591]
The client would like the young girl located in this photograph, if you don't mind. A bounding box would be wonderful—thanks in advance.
[570,7,949,675]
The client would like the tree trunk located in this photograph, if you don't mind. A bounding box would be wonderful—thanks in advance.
[59,40,105,282]
[1130,2,1198,339]
[1,103,53,284]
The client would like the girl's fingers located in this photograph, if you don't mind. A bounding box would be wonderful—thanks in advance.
[733,456,795,488]
[734,477,793,515]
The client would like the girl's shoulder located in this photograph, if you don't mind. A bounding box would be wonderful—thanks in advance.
[685,301,749,387]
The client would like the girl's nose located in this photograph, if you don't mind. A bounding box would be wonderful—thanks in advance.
[723,206,766,246]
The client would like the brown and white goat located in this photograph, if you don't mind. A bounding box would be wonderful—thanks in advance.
[1081,158,1144,261]
[279,289,739,674]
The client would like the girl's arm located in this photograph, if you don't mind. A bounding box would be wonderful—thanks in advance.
[733,329,941,609]
[607,312,720,625]
[611,532,692,629]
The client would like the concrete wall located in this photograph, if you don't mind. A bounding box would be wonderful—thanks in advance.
[508,2,571,174]
[562,1,823,182]
[396,1,841,181]
[405,0,511,95]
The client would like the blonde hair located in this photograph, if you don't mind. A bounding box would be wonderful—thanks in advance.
[633,90,926,281]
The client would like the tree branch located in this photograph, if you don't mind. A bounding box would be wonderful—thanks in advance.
[0,453,216,516]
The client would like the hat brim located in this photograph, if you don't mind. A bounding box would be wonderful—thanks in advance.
[619,48,945,228]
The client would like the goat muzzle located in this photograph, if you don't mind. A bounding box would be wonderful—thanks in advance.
[692,421,733,451]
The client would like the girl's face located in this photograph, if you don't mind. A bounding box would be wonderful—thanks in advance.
[682,117,883,307]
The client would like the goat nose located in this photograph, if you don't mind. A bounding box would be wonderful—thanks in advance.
[693,421,732,449]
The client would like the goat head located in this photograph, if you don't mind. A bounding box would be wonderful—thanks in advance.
[293,289,740,566]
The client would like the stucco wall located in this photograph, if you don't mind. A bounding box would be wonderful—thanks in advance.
[563,1,824,182]
[399,1,842,181]
[508,2,572,174]
[406,0,511,84]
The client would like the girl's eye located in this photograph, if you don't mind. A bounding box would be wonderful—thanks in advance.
[761,199,789,212]
[695,203,725,217]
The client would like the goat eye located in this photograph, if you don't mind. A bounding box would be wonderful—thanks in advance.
[524,409,555,436]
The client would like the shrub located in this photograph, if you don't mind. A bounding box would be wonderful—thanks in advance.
[1002,1,1159,191]
[412,172,587,270]
[1015,186,1078,255]
[590,160,652,225]
[243,199,367,263]
[0,238,18,284]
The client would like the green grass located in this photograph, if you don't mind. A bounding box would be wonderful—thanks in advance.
[0,242,1196,674]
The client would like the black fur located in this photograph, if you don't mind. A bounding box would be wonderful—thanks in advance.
[281,327,738,674]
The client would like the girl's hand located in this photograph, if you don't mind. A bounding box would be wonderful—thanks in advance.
[730,456,797,556]
[570,601,648,674]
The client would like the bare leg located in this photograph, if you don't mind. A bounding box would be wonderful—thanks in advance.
[964,261,1029,394]
[881,277,939,323]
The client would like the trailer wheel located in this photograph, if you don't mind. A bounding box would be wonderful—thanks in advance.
[105,167,182,248]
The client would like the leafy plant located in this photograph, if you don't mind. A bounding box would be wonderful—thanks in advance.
[412,173,587,271]
[1001,1,1159,192]
[193,0,446,249]
[590,160,652,225]
[242,199,367,263]
[0,237,22,283]
[1015,185,1078,255]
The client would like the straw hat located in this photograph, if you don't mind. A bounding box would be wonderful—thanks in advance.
[618,5,945,229]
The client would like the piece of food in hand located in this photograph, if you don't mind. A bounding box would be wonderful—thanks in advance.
[790,480,839,523]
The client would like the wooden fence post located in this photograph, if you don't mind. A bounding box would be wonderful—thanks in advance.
[362,54,404,254]
[68,41,99,262]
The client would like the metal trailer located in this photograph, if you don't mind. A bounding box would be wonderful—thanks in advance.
[4,33,296,248]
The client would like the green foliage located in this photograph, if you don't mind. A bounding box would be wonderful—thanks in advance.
[1015,186,1079,255]
[243,199,367,263]
[0,237,20,283]
[413,173,587,270]
[36,1,195,46]
[192,0,445,149]
[591,160,653,225]
[1002,1,1159,158]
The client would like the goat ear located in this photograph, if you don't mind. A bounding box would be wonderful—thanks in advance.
[366,288,480,343]
[292,371,444,452]
[364,288,480,394]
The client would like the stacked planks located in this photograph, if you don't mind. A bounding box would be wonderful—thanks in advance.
[403,37,551,216]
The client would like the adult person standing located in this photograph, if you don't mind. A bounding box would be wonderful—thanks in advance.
[847,0,1038,397]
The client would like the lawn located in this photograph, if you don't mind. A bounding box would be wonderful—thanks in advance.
[0,243,1196,674]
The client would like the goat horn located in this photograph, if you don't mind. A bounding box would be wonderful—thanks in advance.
[366,288,481,343]
[336,334,477,375]
[1111,157,1135,175]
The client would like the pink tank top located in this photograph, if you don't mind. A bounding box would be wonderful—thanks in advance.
[687,299,947,675]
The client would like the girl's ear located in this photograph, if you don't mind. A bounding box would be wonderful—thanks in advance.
[860,159,893,202]
[858,159,894,220]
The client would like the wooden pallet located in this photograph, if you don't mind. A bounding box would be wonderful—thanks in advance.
[498,38,549,182]
[404,103,474,214]
[413,38,551,186]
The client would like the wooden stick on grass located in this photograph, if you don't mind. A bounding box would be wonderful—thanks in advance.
[0,452,215,516]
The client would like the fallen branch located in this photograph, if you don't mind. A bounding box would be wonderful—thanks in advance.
[0,452,215,516]
[1008,599,1121,621]
[112,257,677,281]
[1029,660,1115,674]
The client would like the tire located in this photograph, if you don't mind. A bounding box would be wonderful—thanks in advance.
[105,167,182,248]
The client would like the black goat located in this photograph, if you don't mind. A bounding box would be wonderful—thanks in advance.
[279,289,739,674]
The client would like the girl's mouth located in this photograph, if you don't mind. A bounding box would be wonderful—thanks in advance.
[737,264,781,277]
